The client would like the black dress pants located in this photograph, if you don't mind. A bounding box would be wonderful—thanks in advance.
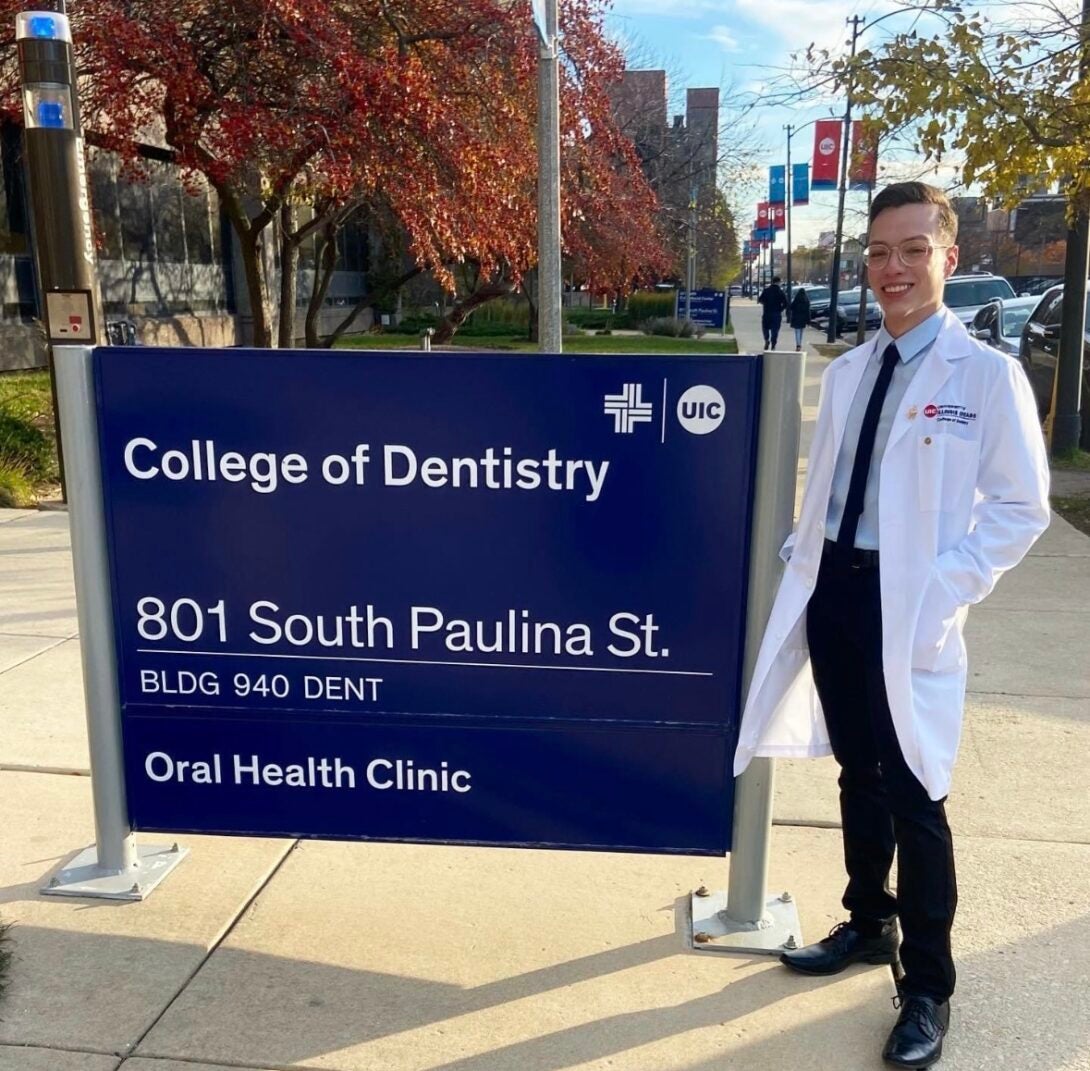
[806,552,958,1001]
[762,318,781,349]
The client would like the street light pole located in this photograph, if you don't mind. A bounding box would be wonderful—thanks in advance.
[827,15,864,343]
[783,117,822,296]
[685,187,696,322]
[535,0,562,354]
[785,125,793,297]
[855,177,875,347]
[1053,0,1090,454]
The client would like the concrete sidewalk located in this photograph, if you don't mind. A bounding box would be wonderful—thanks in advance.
[1,327,1088,1069]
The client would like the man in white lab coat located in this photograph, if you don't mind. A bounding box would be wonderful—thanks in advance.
[734,182,1050,1068]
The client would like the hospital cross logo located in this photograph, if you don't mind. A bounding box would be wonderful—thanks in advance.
[603,383,654,433]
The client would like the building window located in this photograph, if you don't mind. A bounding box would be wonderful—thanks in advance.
[0,122,28,255]
[182,186,213,264]
[150,162,186,262]
[89,149,122,259]
[117,173,154,262]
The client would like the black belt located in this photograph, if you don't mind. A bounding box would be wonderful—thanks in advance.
[823,538,880,570]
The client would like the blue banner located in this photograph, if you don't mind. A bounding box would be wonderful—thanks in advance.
[769,165,786,205]
[94,347,761,855]
[792,162,810,205]
[675,289,728,330]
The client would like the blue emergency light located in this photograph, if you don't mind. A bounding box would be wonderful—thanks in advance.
[36,99,66,128]
[27,14,59,38]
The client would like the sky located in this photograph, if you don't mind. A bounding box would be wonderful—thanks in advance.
[601,0,1072,250]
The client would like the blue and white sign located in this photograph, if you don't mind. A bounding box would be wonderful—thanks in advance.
[95,348,760,855]
[769,165,786,206]
[675,289,729,331]
[792,162,810,206]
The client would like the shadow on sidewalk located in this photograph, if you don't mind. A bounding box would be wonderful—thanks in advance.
[0,902,1086,1070]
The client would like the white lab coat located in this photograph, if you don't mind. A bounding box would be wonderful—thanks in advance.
[734,309,1051,800]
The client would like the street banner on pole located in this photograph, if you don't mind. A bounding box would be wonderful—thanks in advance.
[768,166,786,205]
[94,347,761,856]
[792,162,810,205]
[755,203,773,242]
[772,204,786,232]
[849,119,879,191]
[811,120,841,190]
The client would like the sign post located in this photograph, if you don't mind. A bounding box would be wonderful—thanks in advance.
[690,350,805,954]
[43,345,189,899]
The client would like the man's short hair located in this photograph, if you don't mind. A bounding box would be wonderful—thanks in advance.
[869,182,958,243]
[772,275,781,283]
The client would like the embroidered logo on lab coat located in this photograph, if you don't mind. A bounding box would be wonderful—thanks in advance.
[924,403,977,425]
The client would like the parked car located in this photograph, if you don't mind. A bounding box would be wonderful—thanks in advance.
[801,285,832,323]
[832,287,882,332]
[942,273,1016,325]
[1020,283,1090,441]
[729,284,743,296]
[968,295,1040,359]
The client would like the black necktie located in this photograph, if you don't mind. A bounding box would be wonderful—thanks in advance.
[836,342,901,552]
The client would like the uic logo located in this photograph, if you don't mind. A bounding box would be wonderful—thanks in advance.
[677,385,725,435]
[819,136,836,155]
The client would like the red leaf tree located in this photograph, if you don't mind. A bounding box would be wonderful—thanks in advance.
[0,0,668,346]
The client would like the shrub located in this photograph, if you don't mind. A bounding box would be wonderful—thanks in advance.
[0,414,55,482]
[0,372,58,493]
[626,290,676,322]
[471,299,530,329]
[385,315,437,335]
[566,307,614,330]
[392,299,532,338]
[0,462,33,508]
[640,316,705,338]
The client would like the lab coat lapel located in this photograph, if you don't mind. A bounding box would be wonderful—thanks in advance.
[829,340,877,459]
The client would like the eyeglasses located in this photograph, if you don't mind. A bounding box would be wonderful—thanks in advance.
[863,240,949,269]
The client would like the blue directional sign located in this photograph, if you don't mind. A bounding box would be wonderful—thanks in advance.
[675,288,729,331]
[94,347,760,854]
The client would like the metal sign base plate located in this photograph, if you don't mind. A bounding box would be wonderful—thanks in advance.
[41,842,188,901]
[689,889,802,956]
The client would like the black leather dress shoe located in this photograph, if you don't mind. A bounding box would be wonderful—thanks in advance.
[780,920,900,975]
[882,994,949,1068]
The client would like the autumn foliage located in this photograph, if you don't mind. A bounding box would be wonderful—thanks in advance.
[0,0,669,345]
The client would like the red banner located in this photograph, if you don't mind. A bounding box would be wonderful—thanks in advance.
[772,204,786,231]
[812,119,841,190]
[756,202,771,227]
[849,119,879,190]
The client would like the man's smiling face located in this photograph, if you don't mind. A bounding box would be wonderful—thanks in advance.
[868,202,959,337]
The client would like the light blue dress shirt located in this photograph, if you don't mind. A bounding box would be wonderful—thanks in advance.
[825,310,945,549]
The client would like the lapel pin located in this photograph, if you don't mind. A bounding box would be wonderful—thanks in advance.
[907,405,918,419]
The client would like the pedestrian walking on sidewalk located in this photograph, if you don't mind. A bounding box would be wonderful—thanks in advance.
[734,182,1050,1069]
[757,276,789,349]
[789,287,811,351]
